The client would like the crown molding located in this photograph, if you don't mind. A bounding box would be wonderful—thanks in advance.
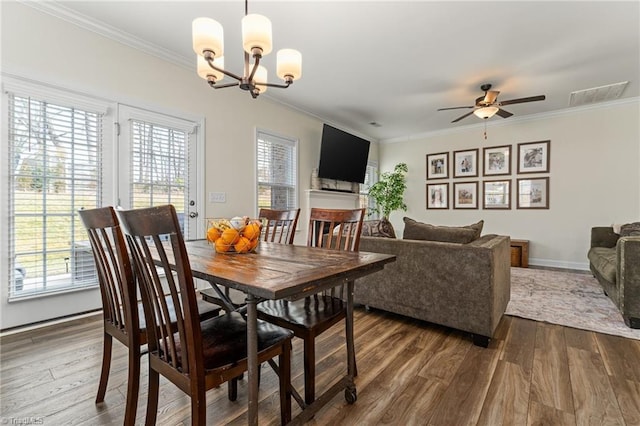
[381,96,640,144]
[20,1,193,70]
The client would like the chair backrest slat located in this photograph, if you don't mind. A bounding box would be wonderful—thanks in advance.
[117,205,203,376]
[259,208,300,245]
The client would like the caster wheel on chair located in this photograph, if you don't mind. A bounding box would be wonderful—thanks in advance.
[345,387,357,404]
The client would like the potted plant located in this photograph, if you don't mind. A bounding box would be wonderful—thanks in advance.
[367,162,408,238]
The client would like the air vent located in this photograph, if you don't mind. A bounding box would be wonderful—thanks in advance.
[569,81,628,107]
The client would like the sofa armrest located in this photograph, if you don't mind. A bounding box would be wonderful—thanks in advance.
[617,235,640,321]
[591,227,619,249]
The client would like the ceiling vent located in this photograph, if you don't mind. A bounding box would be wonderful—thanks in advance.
[569,81,628,107]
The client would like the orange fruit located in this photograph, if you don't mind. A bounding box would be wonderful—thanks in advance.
[243,222,261,240]
[215,238,231,253]
[248,238,259,251]
[206,227,221,242]
[220,228,240,245]
[234,236,252,253]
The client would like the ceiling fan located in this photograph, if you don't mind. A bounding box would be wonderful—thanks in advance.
[438,84,546,123]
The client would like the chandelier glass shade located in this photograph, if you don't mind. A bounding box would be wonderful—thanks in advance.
[192,0,302,98]
[473,106,499,119]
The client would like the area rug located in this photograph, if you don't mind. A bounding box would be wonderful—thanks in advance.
[506,267,640,340]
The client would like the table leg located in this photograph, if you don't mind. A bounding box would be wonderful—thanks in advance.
[345,281,357,402]
[246,294,259,426]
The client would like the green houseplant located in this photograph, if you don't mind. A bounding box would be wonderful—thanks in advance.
[368,163,408,237]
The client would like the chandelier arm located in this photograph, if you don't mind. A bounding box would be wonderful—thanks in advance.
[205,53,244,81]
[213,82,241,89]
[256,81,292,89]
[248,54,261,82]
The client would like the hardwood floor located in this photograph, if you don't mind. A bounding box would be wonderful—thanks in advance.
[2,308,640,425]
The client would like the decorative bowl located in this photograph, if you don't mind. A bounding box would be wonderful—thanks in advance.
[205,217,263,254]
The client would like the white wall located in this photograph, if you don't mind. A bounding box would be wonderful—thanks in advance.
[379,100,640,270]
[0,2,380,328]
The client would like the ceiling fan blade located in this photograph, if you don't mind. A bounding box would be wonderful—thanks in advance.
[499,95,546,106]
[496,108,513,118]
[437,106,474,111]
[483,90,500,104]
[451,111,475,123]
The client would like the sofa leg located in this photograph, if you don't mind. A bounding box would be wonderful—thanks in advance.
[472,334,490,348]
[624,316,640,329]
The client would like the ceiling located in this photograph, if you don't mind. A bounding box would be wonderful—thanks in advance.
[38,1,639,141]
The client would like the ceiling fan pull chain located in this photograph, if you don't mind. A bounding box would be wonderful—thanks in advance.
[484,121,488,140]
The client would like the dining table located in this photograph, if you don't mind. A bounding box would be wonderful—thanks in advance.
[182,239,396,425]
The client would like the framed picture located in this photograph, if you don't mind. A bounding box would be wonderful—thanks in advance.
[453,181,478,209]
[453,148,479,178]
[517,140,550,174]
[483,180,511,209]
[483,145,511,176]
[426,152,449,179]
[426,183,449,209]
[517,177,549,209]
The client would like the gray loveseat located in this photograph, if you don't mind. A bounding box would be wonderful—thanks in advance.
[354,233,511,347]
[588,226,640,328]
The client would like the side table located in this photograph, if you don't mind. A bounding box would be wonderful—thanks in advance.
[510,239,529,268]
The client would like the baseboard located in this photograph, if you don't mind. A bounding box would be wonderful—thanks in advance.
[529,258,590,272]
[0,310,102,338]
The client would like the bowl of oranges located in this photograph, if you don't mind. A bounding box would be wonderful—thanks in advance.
[206,217,263,254]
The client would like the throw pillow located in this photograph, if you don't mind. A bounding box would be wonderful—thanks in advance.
[402,217,483,244]
[620,222,640,237]
[361,219,396,238]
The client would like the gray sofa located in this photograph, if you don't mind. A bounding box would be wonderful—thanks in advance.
[588,226,640,328]
[354,234,511,346]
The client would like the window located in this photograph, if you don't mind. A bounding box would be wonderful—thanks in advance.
[256,130,298,211]
[359,161,378,218]
[7,92,104,299]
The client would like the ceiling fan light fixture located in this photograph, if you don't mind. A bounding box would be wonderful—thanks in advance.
[474,106,499,119]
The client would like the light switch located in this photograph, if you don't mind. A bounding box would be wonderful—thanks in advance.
[209,192,226,203]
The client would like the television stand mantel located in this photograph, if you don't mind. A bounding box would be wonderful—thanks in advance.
[320,188,357,194]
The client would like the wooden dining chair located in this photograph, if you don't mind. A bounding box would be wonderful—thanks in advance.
[78,206,220,426]
[257,208,365,405]
[200,208,300,308]
[116,204,293,426]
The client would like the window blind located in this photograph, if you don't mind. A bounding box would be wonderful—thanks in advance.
[257,131,298,211]
[7,94,103,298]
[359,162,379,218]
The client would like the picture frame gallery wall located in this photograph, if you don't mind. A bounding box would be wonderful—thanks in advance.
[426,140,551,210]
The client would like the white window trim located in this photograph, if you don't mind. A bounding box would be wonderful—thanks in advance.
[254,128,299,216]
[2,75,115,302]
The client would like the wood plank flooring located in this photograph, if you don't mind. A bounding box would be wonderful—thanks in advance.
[2,308,640,425]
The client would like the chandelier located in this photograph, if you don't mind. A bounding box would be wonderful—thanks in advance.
[192,0,302,99]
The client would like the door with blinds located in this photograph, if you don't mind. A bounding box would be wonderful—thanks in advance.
[117,106,202,240]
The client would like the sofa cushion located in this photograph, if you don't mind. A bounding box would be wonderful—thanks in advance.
[620,222,640,237]
[402,217,484,244]
[361,219,396,238]
[588,247,617,284]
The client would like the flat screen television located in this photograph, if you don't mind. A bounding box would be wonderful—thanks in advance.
[317,124,370,184]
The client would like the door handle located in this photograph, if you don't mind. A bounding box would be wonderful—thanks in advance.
[189,212,198,218]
